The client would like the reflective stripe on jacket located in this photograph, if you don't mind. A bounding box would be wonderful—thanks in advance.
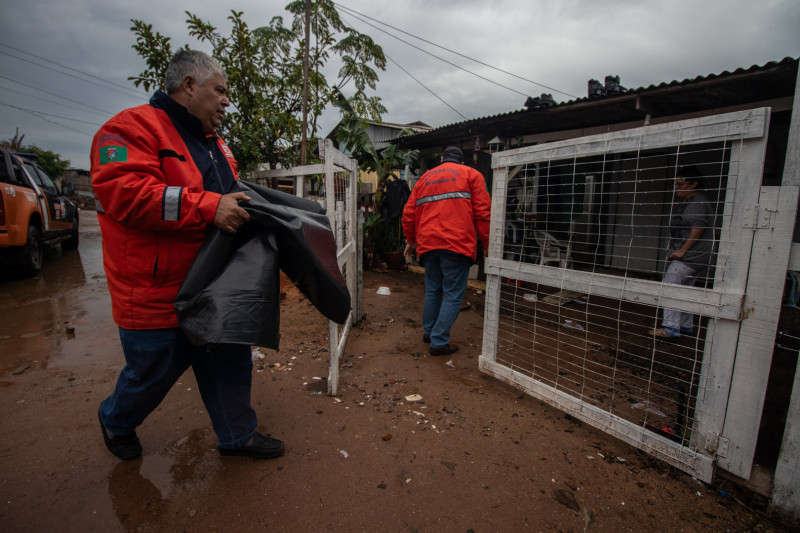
[402,161,491,261]
[90,95,239,329]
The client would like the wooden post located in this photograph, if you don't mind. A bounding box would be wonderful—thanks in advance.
[770,61,800,524]
[479,159,510,366]
[691,119,771,475]
[300,0,311,166]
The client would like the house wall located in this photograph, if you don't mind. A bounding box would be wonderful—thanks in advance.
[359,169,379,193]
[62,169,91,192]
[365,124,400,150]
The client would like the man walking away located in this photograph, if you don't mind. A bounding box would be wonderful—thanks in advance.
[402,146,491,356]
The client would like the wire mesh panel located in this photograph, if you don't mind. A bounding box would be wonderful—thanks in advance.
[481,108,774,481]
[496,280,708,444]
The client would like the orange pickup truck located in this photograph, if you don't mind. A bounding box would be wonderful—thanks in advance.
[0,149,79,276]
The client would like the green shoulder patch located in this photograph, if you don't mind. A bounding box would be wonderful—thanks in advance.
[99,145,127,165]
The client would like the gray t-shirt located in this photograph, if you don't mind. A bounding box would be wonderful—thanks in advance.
[669,193,714,271]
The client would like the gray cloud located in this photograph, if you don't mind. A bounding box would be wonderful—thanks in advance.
[0,0,797,169]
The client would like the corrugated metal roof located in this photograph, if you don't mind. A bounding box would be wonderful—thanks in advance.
[366,119,432,131]
[394,57,798,148]
[326,119,432,144]
[636,57,797,92]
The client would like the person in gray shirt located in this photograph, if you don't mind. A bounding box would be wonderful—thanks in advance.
[650,166,714,339]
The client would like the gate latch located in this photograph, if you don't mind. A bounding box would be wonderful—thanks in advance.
[705,433,730,457]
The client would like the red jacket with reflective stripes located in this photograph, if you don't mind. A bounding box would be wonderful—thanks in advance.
[402,161,491,261]
[90,100,238,330]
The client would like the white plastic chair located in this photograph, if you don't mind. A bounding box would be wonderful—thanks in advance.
[534,231,572,268]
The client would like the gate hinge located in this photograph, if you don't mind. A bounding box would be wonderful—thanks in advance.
[742,205,773,230]
[704,433,730,457]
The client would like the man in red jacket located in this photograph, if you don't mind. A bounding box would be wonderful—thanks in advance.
[92,50,283,461]
[402,146,491,355]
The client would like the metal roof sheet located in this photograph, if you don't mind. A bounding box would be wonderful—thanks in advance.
[394,57,798,149]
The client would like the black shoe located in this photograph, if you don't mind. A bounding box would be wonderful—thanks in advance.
[219,432,285,460]
[99,410,142,460]
[423,334,431,343]
[430,343,458,356]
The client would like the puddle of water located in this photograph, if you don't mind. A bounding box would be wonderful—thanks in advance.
[0,215,118,376]
[120,430,217,492]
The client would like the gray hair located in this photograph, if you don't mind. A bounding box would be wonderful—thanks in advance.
[164,49,226,94]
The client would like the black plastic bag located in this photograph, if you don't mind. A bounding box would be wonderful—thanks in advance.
[175,180,351,348]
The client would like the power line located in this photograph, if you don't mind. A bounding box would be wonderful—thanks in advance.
[0,83,109,118]
[338,11,467,121]
[0,49,143,102]
[0,102,102,126]
[335,2,578,99]
[0,100,93,137]
[0,74,113,115]
[385,55,467,121]
[0,42,145,100]
[336,6,532,99]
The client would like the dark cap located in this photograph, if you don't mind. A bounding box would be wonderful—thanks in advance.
[441,146,463,164]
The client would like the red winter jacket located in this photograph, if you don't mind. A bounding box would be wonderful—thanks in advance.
[402,161,491,261]
[90,92,239,329]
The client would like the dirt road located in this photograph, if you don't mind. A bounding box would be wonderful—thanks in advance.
[0,212,784,532]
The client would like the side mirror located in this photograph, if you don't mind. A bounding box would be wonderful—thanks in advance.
[62,185,75,195]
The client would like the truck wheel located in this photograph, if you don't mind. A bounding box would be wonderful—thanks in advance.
[20,225,43,276]
[61,216,79,251]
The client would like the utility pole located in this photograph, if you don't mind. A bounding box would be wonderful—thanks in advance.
[301,0,311,165]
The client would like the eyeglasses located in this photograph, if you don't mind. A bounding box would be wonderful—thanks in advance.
[675,180,694,188]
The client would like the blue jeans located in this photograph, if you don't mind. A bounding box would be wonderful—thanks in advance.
[422,251,472,348]
[99,327,256,449]
[662,260,699,335]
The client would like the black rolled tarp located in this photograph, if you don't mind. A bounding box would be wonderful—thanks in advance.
[174,180,351,349]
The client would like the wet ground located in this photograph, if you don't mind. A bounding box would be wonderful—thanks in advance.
[0,211,110,377]
[0,212,792,532]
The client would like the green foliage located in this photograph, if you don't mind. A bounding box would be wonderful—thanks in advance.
[331,87,418,181]
[376,217,403,252]
[331,87,419,256]
[129,20,175,92]
[0,144,70,181]
[24,146,71,178]
[1,128,71,177]
[129,3,387,173]
[0,128,71,179]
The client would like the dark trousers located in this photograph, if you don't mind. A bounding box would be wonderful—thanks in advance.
[99,327,257,448]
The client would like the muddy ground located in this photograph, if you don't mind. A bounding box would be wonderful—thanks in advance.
[0,213,791,532]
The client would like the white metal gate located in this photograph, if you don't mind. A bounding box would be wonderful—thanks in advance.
[254,139,361,395]
[480,107,797,482]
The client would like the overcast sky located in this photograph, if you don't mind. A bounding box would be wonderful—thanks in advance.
[0,0,797,170]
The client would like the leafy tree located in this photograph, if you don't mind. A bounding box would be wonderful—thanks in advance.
[129,3,386,172]
[24,145,71,179]
[284,1,386,133]
[129,21,175,93]
[332,88,418,182]
[332,87,419,256]
[1,129,71,178]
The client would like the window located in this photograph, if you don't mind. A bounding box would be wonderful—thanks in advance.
[9,157,27,186]
[22,161,57,195]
